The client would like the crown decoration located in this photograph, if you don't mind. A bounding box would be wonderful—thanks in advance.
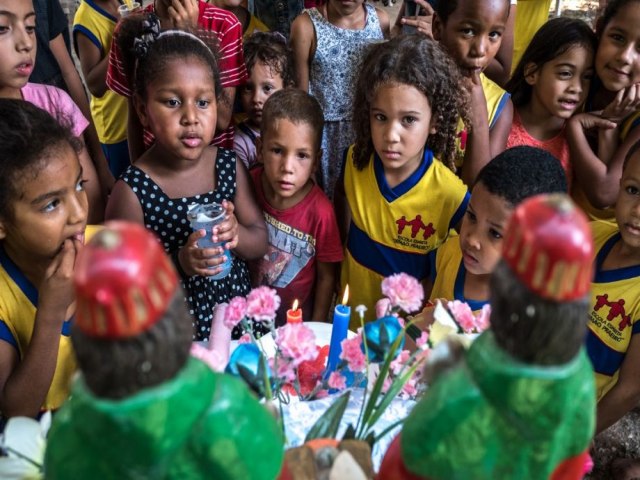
[503,193,593,302]
[74,222,178,338]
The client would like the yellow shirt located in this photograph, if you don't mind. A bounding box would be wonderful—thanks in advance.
[341,146,469,327]
[73,0,128,144]
[586,221,640,401]
[0,225,101,411]
[512,0,552,73]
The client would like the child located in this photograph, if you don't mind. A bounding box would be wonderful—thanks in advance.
[587,143,640,435]
[567,0,640,224]
[209,0,269,38]
[427,146,568,313]
[235,31,295,169]
[337,35,470,326]
[250,89,343,326]
[0,99,91,418]
[432,0,513,185]
[290,0,390,199]
[506,17,597,186]
[107,0,247,159]
[0,0,104,223]
[73,0,131,178]
[105,18,268,341]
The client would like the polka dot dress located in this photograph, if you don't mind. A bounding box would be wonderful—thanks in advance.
[121,148,268,341]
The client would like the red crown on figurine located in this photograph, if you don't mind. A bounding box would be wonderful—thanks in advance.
[502,193,594,301]
[74,221,178,338]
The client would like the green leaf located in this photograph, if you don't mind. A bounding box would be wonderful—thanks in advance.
[304,391,351,443]
[342,423,357,440]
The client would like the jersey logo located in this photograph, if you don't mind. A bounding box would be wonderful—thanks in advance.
[396,215,435,240]
[594,294,632,331]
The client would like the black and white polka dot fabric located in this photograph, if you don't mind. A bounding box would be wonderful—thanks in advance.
[121,148,268,341]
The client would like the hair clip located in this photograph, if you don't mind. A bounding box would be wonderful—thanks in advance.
[132,13,161,58]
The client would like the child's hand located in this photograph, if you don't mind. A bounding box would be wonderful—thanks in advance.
[400,0,435,38]
[572,112,618,132]
[601,83,640,124]
[168,0,199,31]
[464,72,487,126]
[213,200,239,251]
[38,238,81,326]
[179,230,227,277]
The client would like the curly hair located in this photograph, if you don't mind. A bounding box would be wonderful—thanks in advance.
[243,31,295,88]
[352,34,469,171]
[115,13,222,101]
[506,17,596,108]
[0,99,82,220]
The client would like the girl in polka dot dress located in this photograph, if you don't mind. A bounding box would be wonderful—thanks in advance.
[105,15,268,341]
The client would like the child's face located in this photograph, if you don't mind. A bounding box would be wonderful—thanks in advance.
[595,2,640,92]
[0,146,88,262]
[616,150,640,253]
[433,0,508,77]
[136,57,217,162]
[370,83,435,186]
[259,118,318,209]
[526,45,594,120]
[0,0,36,98]
[211,0,243,8]
[459,182,511,275]
[241,61,284,128]
[328,0,365,16]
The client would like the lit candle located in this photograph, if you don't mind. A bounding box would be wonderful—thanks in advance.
[286,299,302,324]
[324,286,351,378]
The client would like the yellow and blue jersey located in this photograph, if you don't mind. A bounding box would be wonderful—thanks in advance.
[586,221,640,401]
[341,146,469,327]
[429,235,489,314]
[0,248,76,411]
[455,74,511,168]
[73,0,128,145]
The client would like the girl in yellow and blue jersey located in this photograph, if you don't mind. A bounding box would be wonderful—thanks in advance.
[336,35,470,328]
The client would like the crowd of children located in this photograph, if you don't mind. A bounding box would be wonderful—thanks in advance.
[1,0,640,475]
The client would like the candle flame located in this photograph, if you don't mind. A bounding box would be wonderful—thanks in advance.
[292,299,299,311]
[341,285,349,306]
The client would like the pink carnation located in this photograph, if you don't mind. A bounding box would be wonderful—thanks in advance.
[476,304,491,332]
[190,343,226,372]
[276,323,317,367]
[270,357,296,383]
[401,378,418,399]
[381,273,424,313]
[238,333,252,344]
[390,349,411,376]
[224,296,247,329]
[246,286,281,322]
[340,335,366,373]
[327,371,347,391]
[416,330,429,348]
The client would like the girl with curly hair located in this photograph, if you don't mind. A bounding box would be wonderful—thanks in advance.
[335,34,470,326]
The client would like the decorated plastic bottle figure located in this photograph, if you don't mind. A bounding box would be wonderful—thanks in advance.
[378,194,597,480]
[44,222,284,480]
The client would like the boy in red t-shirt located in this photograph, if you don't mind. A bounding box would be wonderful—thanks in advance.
[249,89,343,325]
[107,0,247,159]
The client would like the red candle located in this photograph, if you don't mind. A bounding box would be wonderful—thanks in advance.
[287,299,302,324]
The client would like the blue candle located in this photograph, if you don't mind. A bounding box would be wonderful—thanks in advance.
[324,286,351,379]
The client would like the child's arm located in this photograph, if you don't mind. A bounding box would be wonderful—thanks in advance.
[78,143,106,224]
[395,0,435,38]
[461,77,512,185]
[0,239,80,417]
[290,12,315,91]
[216,158,268,260]
[567,113,635,208]
[105,179,145,224]
[596,333,640,434]
[375,7,391,39]
[312,262,338,322]
[74,31,110,98]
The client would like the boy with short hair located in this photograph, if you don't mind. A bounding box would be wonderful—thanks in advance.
[427,146,568,311]
[587,142,640,435]
[250,89,343,325]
